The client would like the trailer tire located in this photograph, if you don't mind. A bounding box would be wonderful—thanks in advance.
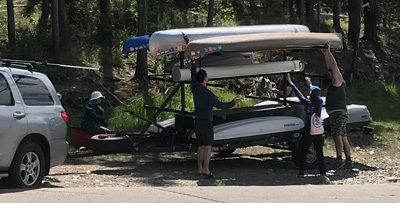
[215,149,236,157]
[290,141,318,170]
[91,135,131,153]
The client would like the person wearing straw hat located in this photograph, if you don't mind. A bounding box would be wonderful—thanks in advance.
[81,91,109,134]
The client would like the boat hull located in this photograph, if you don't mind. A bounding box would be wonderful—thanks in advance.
[149,24,310,58]
[184,33,343,58]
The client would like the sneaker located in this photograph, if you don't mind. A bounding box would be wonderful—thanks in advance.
[319,175,331,185]
[332,159,345,171]
[344,159,353,168]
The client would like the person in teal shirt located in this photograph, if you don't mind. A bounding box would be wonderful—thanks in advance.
[81,91,108,134]
[190,55,240,178]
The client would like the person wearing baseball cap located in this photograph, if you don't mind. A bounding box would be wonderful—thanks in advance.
[81,91,109,134]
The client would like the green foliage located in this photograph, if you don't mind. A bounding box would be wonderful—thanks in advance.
[214,180,226,186]
[347,82,400,121]
[345,82,400,146]
[107,86,257,130]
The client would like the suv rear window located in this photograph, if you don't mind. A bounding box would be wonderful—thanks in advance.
[13,75,54,106]
[0,74,13,106]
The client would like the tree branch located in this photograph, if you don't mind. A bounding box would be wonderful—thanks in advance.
[97,79,128,107]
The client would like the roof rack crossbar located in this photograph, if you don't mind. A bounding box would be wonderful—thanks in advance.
[0,58,99,71]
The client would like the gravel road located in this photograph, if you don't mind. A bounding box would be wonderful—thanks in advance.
[34,143,400,188]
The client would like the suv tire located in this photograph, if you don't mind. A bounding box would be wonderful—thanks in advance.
[5,141,45,188]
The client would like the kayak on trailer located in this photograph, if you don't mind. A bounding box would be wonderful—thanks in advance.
[184,32,343,58]
[171,60,304,81]
[149,24,311,58]
[164,52,254,72]
[122,35,150,54]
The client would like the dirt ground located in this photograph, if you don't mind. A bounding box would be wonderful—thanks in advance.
[37,139,400,188]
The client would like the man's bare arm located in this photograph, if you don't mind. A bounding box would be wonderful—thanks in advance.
[322,45,344,87]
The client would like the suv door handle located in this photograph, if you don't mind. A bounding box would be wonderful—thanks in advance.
[13,111,26,119]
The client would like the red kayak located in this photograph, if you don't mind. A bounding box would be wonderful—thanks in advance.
[69,127,94,150]
[69,127,140,150]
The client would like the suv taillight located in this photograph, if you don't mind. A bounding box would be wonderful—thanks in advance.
[61,111,69,125]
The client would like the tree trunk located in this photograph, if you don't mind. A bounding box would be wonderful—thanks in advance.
[59,0,69,53]
[348,0,362,84]
[7,0,16,54]
[289,0,296,23]
[99,0,113,81]
[333,0,343,34]
[348,0,362,47]
[232,0,244,22]
[206,0,214,27]
[383,16,387,28]
[317,0,320,32]
[306,0,314,29]
[297,0,305,25]
[38,0,49,34]
[51,0,60,58]
[135,0,148,80]
[349,35,360,84]
[363,0,378,42]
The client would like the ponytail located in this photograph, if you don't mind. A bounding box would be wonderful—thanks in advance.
[310,96,321,117]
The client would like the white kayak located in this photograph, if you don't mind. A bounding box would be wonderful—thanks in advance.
[165,52,253,72]
[171,60,304,81]
[184,32,343,58]
[149,24,310,58]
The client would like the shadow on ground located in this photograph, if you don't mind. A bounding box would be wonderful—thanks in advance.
[60,151,378,187]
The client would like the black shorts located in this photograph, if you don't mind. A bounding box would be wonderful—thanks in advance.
[195,123,214,146]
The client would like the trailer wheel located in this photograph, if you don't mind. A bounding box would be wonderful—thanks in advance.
[290,140,318,170]
[91,135,131,153]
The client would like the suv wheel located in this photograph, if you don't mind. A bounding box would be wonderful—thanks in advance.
[5,142,45,188]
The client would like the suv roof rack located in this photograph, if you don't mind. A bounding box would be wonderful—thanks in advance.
[0,59,35,72]
[0,58,100,72]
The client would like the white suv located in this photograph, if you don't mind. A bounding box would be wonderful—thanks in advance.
[0,66,69,188]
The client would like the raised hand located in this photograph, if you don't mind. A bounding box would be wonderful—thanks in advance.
[321,41,332,54]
